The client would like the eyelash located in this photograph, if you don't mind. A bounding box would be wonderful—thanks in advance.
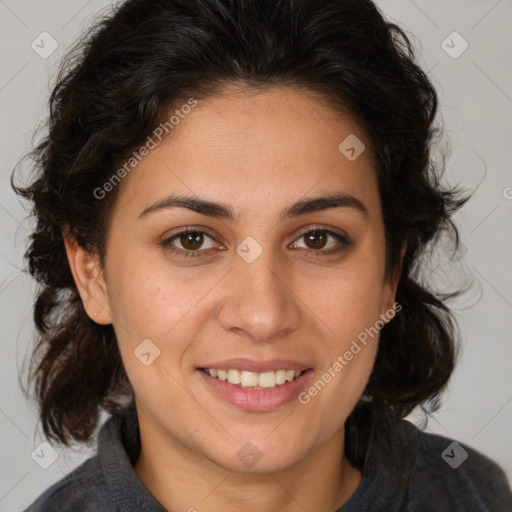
[161,227,353,259]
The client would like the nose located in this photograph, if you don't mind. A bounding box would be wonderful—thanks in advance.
[216,250,302,343]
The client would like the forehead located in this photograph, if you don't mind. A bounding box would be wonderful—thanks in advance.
[112,86,379,221]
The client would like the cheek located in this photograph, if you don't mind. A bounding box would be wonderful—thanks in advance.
[300,272,383,424]
[108,267,203,410]
[105,244,209,333]
[319,255,386,337]
[104,250,226,387]
[306,244,386,396]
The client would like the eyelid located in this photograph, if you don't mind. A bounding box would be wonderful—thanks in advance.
[162,227,220,251]
[293,225,350,243]
[290,226,352,254]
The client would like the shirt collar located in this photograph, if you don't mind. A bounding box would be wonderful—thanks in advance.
[98,409,167,511]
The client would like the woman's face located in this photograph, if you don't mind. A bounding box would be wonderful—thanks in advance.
[81,86,400,472]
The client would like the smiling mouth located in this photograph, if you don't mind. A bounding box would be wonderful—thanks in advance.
[199,368,305,389]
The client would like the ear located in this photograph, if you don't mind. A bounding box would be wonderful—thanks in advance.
[380,243,406,323]
[63,234,112,325]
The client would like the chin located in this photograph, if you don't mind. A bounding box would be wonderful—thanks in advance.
[204,437,304,474]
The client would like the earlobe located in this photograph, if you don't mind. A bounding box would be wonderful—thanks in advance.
[380,243,406,323]
[399,243,407,268]
[381,283,399,324]
[63,235,112,325]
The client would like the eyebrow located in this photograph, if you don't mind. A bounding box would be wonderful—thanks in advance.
[138,192,369,222]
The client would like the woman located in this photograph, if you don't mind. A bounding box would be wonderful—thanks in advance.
[14,0,512,510]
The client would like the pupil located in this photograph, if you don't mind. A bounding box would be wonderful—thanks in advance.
[306,231,326,249]
[181,232,203,250]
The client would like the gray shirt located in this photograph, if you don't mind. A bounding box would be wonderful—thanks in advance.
[23,406,512,511]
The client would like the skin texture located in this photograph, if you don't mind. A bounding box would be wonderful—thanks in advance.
[64,86,401,512]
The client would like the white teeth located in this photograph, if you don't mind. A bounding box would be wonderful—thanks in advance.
[258,371,276,388]
[275,369,287,385]
[240,371,259,387]
[227,369,241,385]
[204,368,304,388]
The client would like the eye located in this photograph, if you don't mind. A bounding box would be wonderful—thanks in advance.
[162,229,220,258]
[291,228,352,256]
[161,226,352,259]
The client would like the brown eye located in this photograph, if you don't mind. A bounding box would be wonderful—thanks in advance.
[179,231,204,250]
[162,229,218,258]
[303,230,328,250]
[292,228,352,257]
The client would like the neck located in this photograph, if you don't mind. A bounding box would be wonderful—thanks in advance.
[134,413,362,512]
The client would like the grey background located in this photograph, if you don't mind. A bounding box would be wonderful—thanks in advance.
[1,0,511,510]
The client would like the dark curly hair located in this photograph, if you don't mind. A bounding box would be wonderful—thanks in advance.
[13,0,470,463]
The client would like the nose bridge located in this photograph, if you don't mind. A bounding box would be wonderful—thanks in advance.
[217,244,302,341]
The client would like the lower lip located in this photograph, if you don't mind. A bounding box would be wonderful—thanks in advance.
[197,369,314,411]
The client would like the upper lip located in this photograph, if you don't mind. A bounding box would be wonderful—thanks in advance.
[197,358,313,373]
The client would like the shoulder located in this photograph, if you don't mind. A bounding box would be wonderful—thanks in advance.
[22,410,160,512]
[396,414,512,510]
[22,455,109,512]
[351,405,512,511]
